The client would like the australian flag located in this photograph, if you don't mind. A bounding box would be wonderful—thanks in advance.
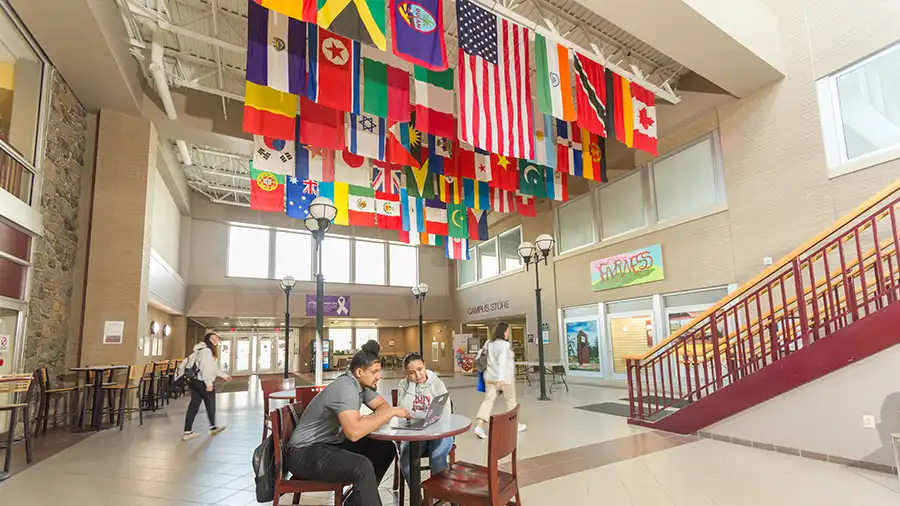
[389,0,447,70]
[286,175,318,219]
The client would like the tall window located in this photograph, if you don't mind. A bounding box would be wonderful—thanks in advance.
[355,328,379,347]
[354,239,386,285]
[652,138,720,222]
[329,328,353,353]
[274,231,312,281]
[557,195,595,252]
[389,243,417,286]
[497,227,522,272]
[322,236,351,283]
[477,238,499,279]
[227,225,270,278]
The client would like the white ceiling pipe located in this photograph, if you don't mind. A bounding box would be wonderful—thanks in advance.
[149,29,193,166]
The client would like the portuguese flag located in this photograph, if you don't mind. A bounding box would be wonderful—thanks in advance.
[250,163,285,212]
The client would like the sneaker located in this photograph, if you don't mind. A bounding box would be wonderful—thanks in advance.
[517,423,527,433]
[182,432,201,441]
[474,426,487,440]
[209,426,227,436]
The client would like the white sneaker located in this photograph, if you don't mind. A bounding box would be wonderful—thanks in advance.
[209,426,227,436]
[182,432,201,441]
[474,426,487,440]
[518,423,527,433]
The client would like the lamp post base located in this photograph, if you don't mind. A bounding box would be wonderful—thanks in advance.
[538,395,551,401]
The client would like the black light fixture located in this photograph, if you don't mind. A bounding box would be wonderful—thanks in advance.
[411,283,430,356]
[304,196,338,386]
[518,233,555,401]
[279,274,296,379]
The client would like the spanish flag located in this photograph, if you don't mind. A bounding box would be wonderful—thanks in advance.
[605,69,633,148]
[243,81,297,141]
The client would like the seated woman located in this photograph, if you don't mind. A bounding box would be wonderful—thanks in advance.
[396,352,453,484]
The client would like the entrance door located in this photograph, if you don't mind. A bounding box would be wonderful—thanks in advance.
[234,337,254,375]
[257,335,275,374]
[563,317,605,375]
[218,338,233,374]
[605,298,657,380]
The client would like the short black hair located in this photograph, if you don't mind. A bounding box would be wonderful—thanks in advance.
[349,340,381,371]
[402,352,424,370]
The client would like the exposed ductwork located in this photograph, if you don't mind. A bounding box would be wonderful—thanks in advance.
[149,29,192,167]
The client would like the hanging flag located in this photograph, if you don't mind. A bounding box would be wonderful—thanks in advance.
[430,135,457,177]
[518,159,547,198]
[556,120,583,177]
[455,142,486,180]
[422,233,444,246]
[362,59,410,121]
[581,129,607,182]
[375,191,402,229]
[317,0,386,50]
[372,162,402,193]
[286,175,318,219]
[398,230,420,245]
[463,178,490,210]
[631,82,658,156]
[296,144,335,181]
[414,67,454,137]
[574,53,607,137]
[247,2,307,95]
[531,114,556,169]
[490,154,518,191]
[447,202,468,239]
[424,199,448,235]
[406,164,435,198]
[534,33,575,121]
[546,168,568,202]
[490,187,515,213]
[437,176,462,204]
[446,237,470,260]
[467,209,488,240]
[346,113,386,161]
[318,181,350,225]
[334,151,372,186]
[252,0,316,23]
[400,188,425,234]
[244,81,297,140]
[253,136,295,175]
[605,69,633,147]
[386,121,420,167]
[347,185,376,226]
[457,0,534,159]
[390,0,447,70]
[308,27,361,113]
[299,96,345,150]
[250,164,286,212]
[517,193,536,217]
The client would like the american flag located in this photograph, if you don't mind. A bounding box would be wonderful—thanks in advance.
[457,0,534,160]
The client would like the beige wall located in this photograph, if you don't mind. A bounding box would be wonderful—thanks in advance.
[405,322,455,373]
[150,166,182,272]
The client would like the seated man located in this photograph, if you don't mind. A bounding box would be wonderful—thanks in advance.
[284,340,409,506]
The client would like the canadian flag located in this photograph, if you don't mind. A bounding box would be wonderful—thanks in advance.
[631,83,658,156]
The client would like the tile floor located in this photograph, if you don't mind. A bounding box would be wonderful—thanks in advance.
[1,373,898,505]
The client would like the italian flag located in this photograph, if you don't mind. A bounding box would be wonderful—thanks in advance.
[250,164,285,212]
[413,67,455,139]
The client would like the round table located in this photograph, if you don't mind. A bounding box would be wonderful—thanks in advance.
[369,414,471,506]
[269,389,297,400]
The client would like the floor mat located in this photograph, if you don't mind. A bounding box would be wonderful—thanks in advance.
[575,402,674,422]
[619,395,690,409]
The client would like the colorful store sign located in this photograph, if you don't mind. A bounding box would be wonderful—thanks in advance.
[305,295,351,316]
[590,244,664,292]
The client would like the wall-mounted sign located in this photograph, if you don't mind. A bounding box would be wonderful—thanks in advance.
[103,321,124,345]
[306,295,351,317]
[0,334,9,353]
[591,244,664,292]
[466,300,511,316]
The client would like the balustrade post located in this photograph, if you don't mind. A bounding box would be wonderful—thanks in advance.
[626,359,636,419]
[710,312,724,389]
[792,258,811,346]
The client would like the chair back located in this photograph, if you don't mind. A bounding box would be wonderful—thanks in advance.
[35,367,50,393]
[271,404,301,480]
[551,365,566,375]
[391,388,398,406]
[295,385,325,408]
[0,374,34,402]
[127,364,147,386]
[487,404,520,496]
[261,378,286,417]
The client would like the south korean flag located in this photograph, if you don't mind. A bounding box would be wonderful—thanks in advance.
[252,135,295,176]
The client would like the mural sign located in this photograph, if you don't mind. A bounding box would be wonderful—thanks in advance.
[590,244,664,292]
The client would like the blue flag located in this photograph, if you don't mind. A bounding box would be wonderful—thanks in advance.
[286,175,318,219]
[389,0,447,70]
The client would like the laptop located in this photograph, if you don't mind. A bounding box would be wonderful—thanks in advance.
[397,393,450,431]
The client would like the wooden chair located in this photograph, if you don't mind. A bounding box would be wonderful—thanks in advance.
[295,385,326,409]
[422,405,522,506]
[0,374,35,473]
[76,369,115,428]
[102,364,149,430]
[152,361,170,410]
[271,404,347,506]
[169,359,183,398]
[261,378,287,441]
[33,367,78,435]
[390,388,457,505]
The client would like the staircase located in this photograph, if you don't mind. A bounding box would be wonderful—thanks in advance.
[625,181,900,433]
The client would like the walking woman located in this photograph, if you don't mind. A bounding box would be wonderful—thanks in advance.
[473,322,526,439]
[182,332,231,441]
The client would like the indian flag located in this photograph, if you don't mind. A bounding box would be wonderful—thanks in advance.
[534,34,575,121]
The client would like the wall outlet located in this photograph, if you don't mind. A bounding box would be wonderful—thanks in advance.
[862,415,876,428]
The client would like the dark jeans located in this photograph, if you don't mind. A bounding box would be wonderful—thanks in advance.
[283,437,396,506]
[184,379,216,431]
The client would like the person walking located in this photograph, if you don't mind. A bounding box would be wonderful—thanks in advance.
[182,332,231,441]
[473,322,526,440]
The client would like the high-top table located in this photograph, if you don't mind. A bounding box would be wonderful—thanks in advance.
[369,414,471,506]
[70,365,129,431]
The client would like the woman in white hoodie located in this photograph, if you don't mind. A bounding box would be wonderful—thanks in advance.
[473,322,526,439]
[182,332,231,441]
[396,352,453,484]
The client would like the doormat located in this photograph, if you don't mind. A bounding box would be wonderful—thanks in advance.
[575,402,674,422]
[619,395,690,409]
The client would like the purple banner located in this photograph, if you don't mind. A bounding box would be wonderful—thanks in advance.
[306,294,351,317]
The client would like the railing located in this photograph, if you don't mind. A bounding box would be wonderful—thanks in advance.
[626,181,900,422]
[0,144,35,204]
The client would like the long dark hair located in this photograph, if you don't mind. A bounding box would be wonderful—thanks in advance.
[491,322,510,341]
[203,332,220,359]
[402,351,424,370]
[349,340,381,372]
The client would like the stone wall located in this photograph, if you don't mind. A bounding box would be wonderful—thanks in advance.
[23,70,88,379]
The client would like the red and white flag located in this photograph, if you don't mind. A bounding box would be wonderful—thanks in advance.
[490,187,516,213]
[631,83,658,156]
[445,237,470,260]
[517,193,536,217]
[456,0,534,160]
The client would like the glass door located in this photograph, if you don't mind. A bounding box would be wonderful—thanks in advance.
[257,335,275,374]
[234,337,253,375]
[605,297,656,380]
[218,338,233,374]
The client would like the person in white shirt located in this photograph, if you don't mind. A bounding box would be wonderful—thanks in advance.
[473,322,526,439]
[182,332,232,440]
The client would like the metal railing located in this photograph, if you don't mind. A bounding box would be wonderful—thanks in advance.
[626,182,900,422]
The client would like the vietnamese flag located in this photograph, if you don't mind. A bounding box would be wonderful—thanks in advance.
[250,164,285,212]
[490,154,518,192]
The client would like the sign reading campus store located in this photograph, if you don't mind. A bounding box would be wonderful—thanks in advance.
[590,244,664,292]
[305,295,351,317]
[467,300,511,316]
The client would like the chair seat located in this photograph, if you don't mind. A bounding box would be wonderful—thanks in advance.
[422,461,515,502]
[46,387,77,393]
[103,384,139,390]
[0,403,28,410]
[280,475,345,493]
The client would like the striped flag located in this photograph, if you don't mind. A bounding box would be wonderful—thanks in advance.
[400,188,424,235]
[296,144,335,181]
[446,237,470,260]
[574,53,607,137]
[605,69,634,147]
[307,26,361,114]
[490,187,515,213]
[346,113,386,161]
[246,2,307,95]
[463,178,490,210]
[545,168,568,201]
[456,0,534,160]
[556,120,583,177]
[530,114,556,169]
[534,33,574,121]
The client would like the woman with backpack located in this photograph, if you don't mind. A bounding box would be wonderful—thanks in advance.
[473,322,526,440]
[182,332,231,441]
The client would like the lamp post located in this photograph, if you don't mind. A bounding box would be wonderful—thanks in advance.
[279,275,296,379]
[411,283,430,356]
[304,197,337,386]
[518,233,555,401]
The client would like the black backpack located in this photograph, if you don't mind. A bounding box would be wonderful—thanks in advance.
[174,352,200,390]
[253,404,300,502]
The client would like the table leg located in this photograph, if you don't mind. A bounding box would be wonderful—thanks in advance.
[90,372,104,430]
[408,440,422,506]
[0,405,16,481]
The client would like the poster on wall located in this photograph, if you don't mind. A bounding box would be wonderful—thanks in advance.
[453,333,474,373]
[590,244,664,292]
[103,321,124,345]
[565,320,600,372]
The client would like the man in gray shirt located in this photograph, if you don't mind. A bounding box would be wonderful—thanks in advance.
[284,341,409,506]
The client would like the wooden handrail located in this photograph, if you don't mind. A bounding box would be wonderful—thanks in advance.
[628,178,900,361]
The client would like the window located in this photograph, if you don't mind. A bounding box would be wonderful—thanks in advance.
[227,225,270,278]
[497,227,522,272]
[354,239,386,285]
[557,195,595,252]
[355,328,378,347]
[389,243,417,287]
[322,236,351,283]
[274,231,312,281]
[329,328,353,352]
[652,138,720,222]
[477,238,499,279]
[459,247,477,285]
[599,172,645,238]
